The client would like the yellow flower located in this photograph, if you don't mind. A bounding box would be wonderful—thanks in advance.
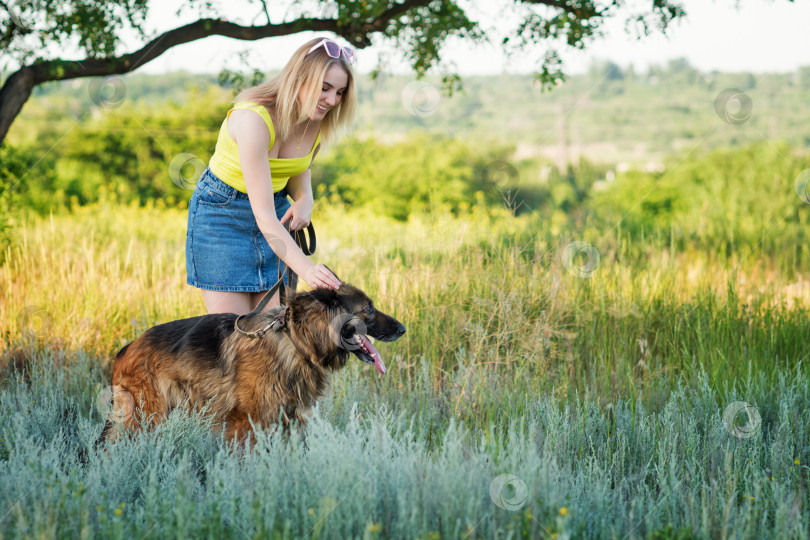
[749,496,754,501]
[307,508,315,516]
[551,535,558,540]
[794,459,800,465]
[771,477,775,481]
[559,507,568,516]
[115,508,122,516]
[368,523,382,533]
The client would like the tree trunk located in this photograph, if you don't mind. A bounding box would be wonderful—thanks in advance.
[0,67,36,145]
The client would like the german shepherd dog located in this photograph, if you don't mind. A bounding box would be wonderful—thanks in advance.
[97,283,406,444]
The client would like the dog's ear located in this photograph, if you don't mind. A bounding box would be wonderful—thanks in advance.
[281,286,297,304]
[308,287,342,310]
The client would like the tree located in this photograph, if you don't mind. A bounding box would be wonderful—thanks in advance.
[0,0,690,146]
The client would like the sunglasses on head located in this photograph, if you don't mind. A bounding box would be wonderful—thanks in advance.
[306,38,355,64]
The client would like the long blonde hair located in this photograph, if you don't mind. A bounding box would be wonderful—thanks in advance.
[234,38,357,147]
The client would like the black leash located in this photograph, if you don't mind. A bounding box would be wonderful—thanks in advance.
[234,222,316,339]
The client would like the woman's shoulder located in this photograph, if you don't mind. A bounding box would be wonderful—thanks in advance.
[228,103,276,146]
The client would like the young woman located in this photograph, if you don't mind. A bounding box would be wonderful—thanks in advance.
[186,38,356,314]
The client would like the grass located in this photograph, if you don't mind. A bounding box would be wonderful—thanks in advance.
[1,201,809,538]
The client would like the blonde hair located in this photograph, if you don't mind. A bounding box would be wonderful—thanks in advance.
[234,38,357,147]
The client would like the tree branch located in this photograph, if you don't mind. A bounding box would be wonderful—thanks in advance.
[0,1,438,144]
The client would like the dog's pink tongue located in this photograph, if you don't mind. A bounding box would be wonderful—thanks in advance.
[358,334,386,374]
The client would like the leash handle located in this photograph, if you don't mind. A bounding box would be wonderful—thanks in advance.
[294,223,316,256]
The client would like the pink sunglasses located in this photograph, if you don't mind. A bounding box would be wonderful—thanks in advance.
[306,39,355,64]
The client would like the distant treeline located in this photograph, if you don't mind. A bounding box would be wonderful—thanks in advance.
[2,61,810,266]
[8,58,810,156]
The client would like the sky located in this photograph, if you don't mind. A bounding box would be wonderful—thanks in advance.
[129,0,810,77]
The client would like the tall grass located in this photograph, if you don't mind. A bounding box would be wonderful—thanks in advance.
[2,202,809,538]
[0,347,808,538]
[2,202,809,404]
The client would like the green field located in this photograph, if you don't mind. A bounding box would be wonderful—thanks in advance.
[1,67,810,538]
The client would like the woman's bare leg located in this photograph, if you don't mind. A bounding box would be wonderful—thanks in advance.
[201,290,253,315]
[249,289,281,312]
[200,289,282,315]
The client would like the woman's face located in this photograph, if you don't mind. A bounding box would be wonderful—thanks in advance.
[305,64,349,121]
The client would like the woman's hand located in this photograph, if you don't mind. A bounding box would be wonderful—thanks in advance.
[280,197,313,231]
[303,264,342,290]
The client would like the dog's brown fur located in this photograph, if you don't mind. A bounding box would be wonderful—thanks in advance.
[98,284,405,444]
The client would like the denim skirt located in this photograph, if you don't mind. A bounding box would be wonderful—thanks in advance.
[186,168,291,292]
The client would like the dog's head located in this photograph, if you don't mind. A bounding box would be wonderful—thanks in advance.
[287,282,406,374]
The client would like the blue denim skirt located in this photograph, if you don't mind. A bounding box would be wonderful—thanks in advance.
[186,168,291,292]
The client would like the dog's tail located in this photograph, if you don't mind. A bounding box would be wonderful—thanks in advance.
[77,420,114,466]
[80,344,134,464]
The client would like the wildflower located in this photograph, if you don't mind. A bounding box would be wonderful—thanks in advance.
[368,523,382,533]
[749,496,754,501]
[771,477,775,481]
[307,508,315,517]
[115,508,122,516]
[560,507,568,516]
[794,459,800,466]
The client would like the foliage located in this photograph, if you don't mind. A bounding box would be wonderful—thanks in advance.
[1,0,149,63]
[3,137,810,535]
[1,0,691,144]
[313,133,529,220]
[0,143,51,262]
[586,142,810,267]
[0,347,808,538]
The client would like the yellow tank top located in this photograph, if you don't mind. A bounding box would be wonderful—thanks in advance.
[208,101,321,194]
